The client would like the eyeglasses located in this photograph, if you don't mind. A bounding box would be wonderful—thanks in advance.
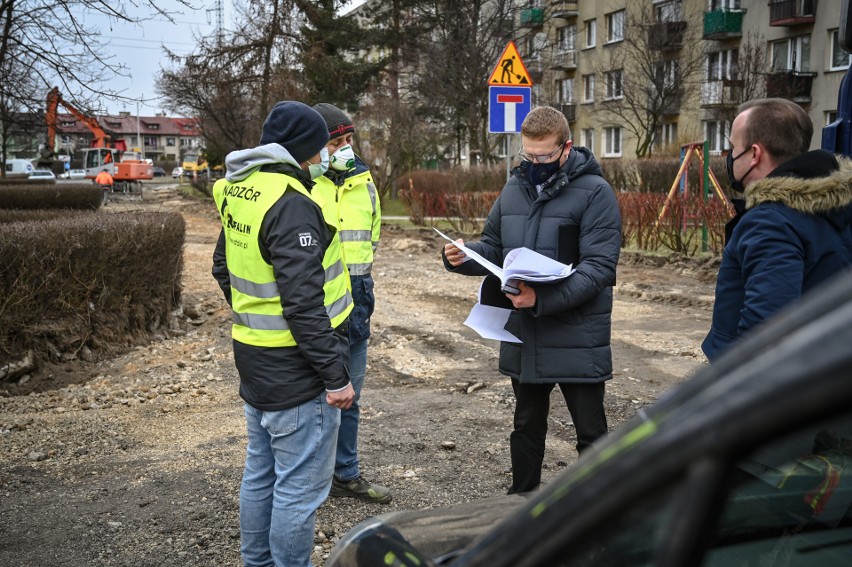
[518,143,566,164]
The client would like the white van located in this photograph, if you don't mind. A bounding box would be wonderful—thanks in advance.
[4,159,34,178]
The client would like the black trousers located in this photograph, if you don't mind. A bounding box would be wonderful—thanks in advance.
[508,379,608,494]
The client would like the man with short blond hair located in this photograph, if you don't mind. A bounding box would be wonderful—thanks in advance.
[442,106,622,494]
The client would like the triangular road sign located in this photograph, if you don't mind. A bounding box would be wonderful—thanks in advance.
[487,41,533,87]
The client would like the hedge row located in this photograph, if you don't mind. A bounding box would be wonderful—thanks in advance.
[0,182,103,210]
[0,211,185,364]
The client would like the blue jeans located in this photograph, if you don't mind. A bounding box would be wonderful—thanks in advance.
[240,396,339,567]
[335,338,367,480]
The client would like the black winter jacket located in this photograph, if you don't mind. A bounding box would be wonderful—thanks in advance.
[213,162,349,410]
[445,147,621,383]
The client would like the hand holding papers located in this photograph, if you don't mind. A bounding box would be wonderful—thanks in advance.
[435,227,576,286]
[436,227,577,343]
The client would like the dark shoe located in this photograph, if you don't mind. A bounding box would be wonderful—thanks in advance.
[330,475,392,504]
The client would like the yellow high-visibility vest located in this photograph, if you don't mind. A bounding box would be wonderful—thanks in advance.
[314,169,381,276]
[213,171,352,347]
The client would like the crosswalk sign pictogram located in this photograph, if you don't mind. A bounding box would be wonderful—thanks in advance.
[487,41,533,87]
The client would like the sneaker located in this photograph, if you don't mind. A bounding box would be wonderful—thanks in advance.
[330,475,393,504]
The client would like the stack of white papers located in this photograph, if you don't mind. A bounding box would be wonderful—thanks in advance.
[435,228,577,343]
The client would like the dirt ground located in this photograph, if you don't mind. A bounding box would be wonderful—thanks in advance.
[0,184,717,566]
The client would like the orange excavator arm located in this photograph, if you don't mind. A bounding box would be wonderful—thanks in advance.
[46,87,111,152]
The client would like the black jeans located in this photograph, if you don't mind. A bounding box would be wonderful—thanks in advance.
[508,379,607,494]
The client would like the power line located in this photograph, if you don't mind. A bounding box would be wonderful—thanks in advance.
[99,35,197,47]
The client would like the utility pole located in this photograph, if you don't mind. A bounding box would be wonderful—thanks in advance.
[207,0,224,46]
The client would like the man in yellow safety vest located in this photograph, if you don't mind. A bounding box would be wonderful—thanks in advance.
[312,103,390,504]
[212,101,354,567]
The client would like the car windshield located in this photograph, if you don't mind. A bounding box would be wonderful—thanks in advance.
[562,410,852,567]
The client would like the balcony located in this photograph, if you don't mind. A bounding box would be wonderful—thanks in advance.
[769,0,816,27]
[550,0,578,19]
[765,71,816,103]
[558,103,576,123]
[526,59,545,83]
[703,9,744,40]
[660,90,684,116]
[550,49,577,70]
[700,79,743,107]
[649,21,687,51]
[520,8,545,28]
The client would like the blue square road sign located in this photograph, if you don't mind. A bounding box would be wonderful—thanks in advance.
[489,86,531,134]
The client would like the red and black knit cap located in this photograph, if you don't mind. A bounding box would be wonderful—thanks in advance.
[313,103,355,139]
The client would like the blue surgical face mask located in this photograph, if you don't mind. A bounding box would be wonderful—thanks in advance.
[308,147,330,179]
[330,144,356,171]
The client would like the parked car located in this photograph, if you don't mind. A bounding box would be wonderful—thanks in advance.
[28,169,56,181]
[61,169,86,180]
[152,167,166,177]
[327,270,852,567]
[171,167,183,178]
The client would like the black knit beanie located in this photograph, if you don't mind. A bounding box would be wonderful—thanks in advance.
[313,103,355,139]
[259,101,329,164]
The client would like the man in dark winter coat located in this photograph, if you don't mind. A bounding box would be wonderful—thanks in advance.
[212,101,354,567]
[442,106,622,494]
[703,98,852,361]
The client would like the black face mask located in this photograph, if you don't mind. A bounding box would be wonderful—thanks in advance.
[525,145,566,186]
[726,147,755,192]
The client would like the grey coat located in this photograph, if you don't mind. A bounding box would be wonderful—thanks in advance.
[446,147,621,383]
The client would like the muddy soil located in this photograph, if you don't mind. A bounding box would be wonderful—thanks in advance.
[0,185,716,566]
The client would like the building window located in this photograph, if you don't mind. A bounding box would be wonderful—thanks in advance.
[605,70,623,100]
[166,137,176,146]
[144,136,158,149]
[830,30,852,70]
[772,35,810,72]
[656,0,683,23]
[582,128,595,150]
[706,49,738,80]
[709,0,740,9]
[605,10,625,43]
[826,111,838,126]
[583,74,595,103]
[557,78,574,103]
[704,120,730,155]
[557,25,576,53]
[655,59,679,89]
[584,19,596,48]
[604,127,622,157]
[655,123,678,147]
[146,123,160,130]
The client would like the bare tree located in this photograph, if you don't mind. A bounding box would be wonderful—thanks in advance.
[157,0,306,163]
[0,1,190,167]
[702,31,771,127]
[413,0,515,166]
[595,4,705,158]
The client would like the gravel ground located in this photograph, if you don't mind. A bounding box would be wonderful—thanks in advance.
[0,186,716,566]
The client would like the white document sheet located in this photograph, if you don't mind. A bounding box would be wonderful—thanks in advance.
[434,227,575,286]
[463,283,522,343]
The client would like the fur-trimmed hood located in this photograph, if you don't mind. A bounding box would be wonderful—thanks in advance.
[746,152,852,230]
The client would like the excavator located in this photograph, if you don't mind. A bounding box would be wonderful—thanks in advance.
[44,87,153,192]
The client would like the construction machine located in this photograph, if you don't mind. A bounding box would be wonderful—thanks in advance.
[181,149,224,181]
[44,87,153,193]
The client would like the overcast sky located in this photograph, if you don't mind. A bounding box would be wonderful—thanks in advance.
[81,0,367,117]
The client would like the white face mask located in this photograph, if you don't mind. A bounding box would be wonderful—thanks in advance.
[307,147,330,179]
[330,144,356,171]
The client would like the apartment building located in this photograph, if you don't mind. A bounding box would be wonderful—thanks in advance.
[51,112,204,165]
[521,0,850,160]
